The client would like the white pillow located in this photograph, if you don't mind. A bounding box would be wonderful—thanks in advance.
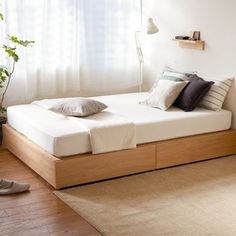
[141,80,188,110]
[149,71,188,93]
[197,76,234,111]
[163,71,189,81]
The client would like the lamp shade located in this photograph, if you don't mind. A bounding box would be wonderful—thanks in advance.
[146,18,159,34]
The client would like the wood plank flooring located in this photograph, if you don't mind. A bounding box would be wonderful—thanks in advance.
[0,149,102,236]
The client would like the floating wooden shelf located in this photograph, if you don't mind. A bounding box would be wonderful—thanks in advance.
[173,39,205,51]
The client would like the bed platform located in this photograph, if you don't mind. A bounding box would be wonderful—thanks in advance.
[3,124,236,189]
[3,90,236,189]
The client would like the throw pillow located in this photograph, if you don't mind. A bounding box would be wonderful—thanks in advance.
[198,76,234,111]
[174,74,214,111]
[141,80,188,110]
[49,98,107,117]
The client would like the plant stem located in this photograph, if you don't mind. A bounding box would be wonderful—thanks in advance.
[0,60,15,109]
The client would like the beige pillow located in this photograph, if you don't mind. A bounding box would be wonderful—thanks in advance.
[197,76,234,111]
[141,80,188,110]
[49,98,107,117]
[149,70,189,93]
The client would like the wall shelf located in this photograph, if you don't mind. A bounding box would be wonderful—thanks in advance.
[172,39,205,51]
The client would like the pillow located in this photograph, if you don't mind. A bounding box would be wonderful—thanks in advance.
[197,76,234,111]
[174,74,214,111]
[149,71,188,93]
[162,71,189,81]
[141,80,188,110]
[49,98,107,117]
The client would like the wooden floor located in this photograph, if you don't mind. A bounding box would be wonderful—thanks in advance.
[0,149,102,236]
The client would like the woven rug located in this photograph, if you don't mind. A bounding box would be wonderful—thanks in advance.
[55,155,236,236]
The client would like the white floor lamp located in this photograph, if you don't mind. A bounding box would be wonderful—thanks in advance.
[135,17,159,92]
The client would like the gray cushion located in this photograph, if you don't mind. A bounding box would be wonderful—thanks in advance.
[49,98,107,117]
[174,74,214,111]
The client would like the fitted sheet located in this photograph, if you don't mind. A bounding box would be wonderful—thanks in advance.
[7,93,232,157]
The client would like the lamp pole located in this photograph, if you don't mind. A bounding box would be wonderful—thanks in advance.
[135,0,158,92]
[135,31,144,92]
[137,0,143,92]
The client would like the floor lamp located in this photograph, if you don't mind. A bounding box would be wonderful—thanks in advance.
[135,18,159,92]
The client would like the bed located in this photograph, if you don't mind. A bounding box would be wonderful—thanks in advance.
[7,93,232,157]
[3,92,236,189]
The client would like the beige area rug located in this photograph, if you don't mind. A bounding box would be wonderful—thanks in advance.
[55,155,236,236]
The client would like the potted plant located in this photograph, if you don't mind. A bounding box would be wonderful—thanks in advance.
[0,13,34,144]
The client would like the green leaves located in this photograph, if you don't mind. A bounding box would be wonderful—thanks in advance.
[0,67,10,78]
[0,67,10,87]
[4,69,9,77]
[3,45,19,62]
[8,35,34,47]
[0,68,9,104]
[0,106,6,113]
[0,13,34,114]
[2,36,35,62]
[0,13,4,21]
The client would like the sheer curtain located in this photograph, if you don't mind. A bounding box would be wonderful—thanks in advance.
[0,0,141,104]
[78,0,140,91]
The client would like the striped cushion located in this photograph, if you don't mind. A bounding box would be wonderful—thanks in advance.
[199,78,234,111]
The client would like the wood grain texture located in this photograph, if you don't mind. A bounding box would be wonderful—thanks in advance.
[0,149,101,236]
[174,39,205,50]
[55,144,156,189]
[3,124,236,189]
[3,124,58,187]
[3,124,156,189]
[156,130,236,169]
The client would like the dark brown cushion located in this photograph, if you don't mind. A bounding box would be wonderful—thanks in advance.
[174,74,214,111]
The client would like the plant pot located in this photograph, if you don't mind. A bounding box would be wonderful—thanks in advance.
[0,117,6,145]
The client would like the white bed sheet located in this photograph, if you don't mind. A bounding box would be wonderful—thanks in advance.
[7,92,232,157]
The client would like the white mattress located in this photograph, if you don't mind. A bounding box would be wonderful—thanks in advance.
[7,92,232,157]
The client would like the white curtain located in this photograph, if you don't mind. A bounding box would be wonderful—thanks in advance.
[0,0,141,104]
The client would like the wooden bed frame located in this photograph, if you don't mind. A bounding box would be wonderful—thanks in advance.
[3,124,236,189]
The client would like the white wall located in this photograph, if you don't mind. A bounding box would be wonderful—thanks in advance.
[142,0,236,128]
[4,0,236,127]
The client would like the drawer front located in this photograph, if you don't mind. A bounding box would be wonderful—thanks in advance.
[156,130,236,169]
